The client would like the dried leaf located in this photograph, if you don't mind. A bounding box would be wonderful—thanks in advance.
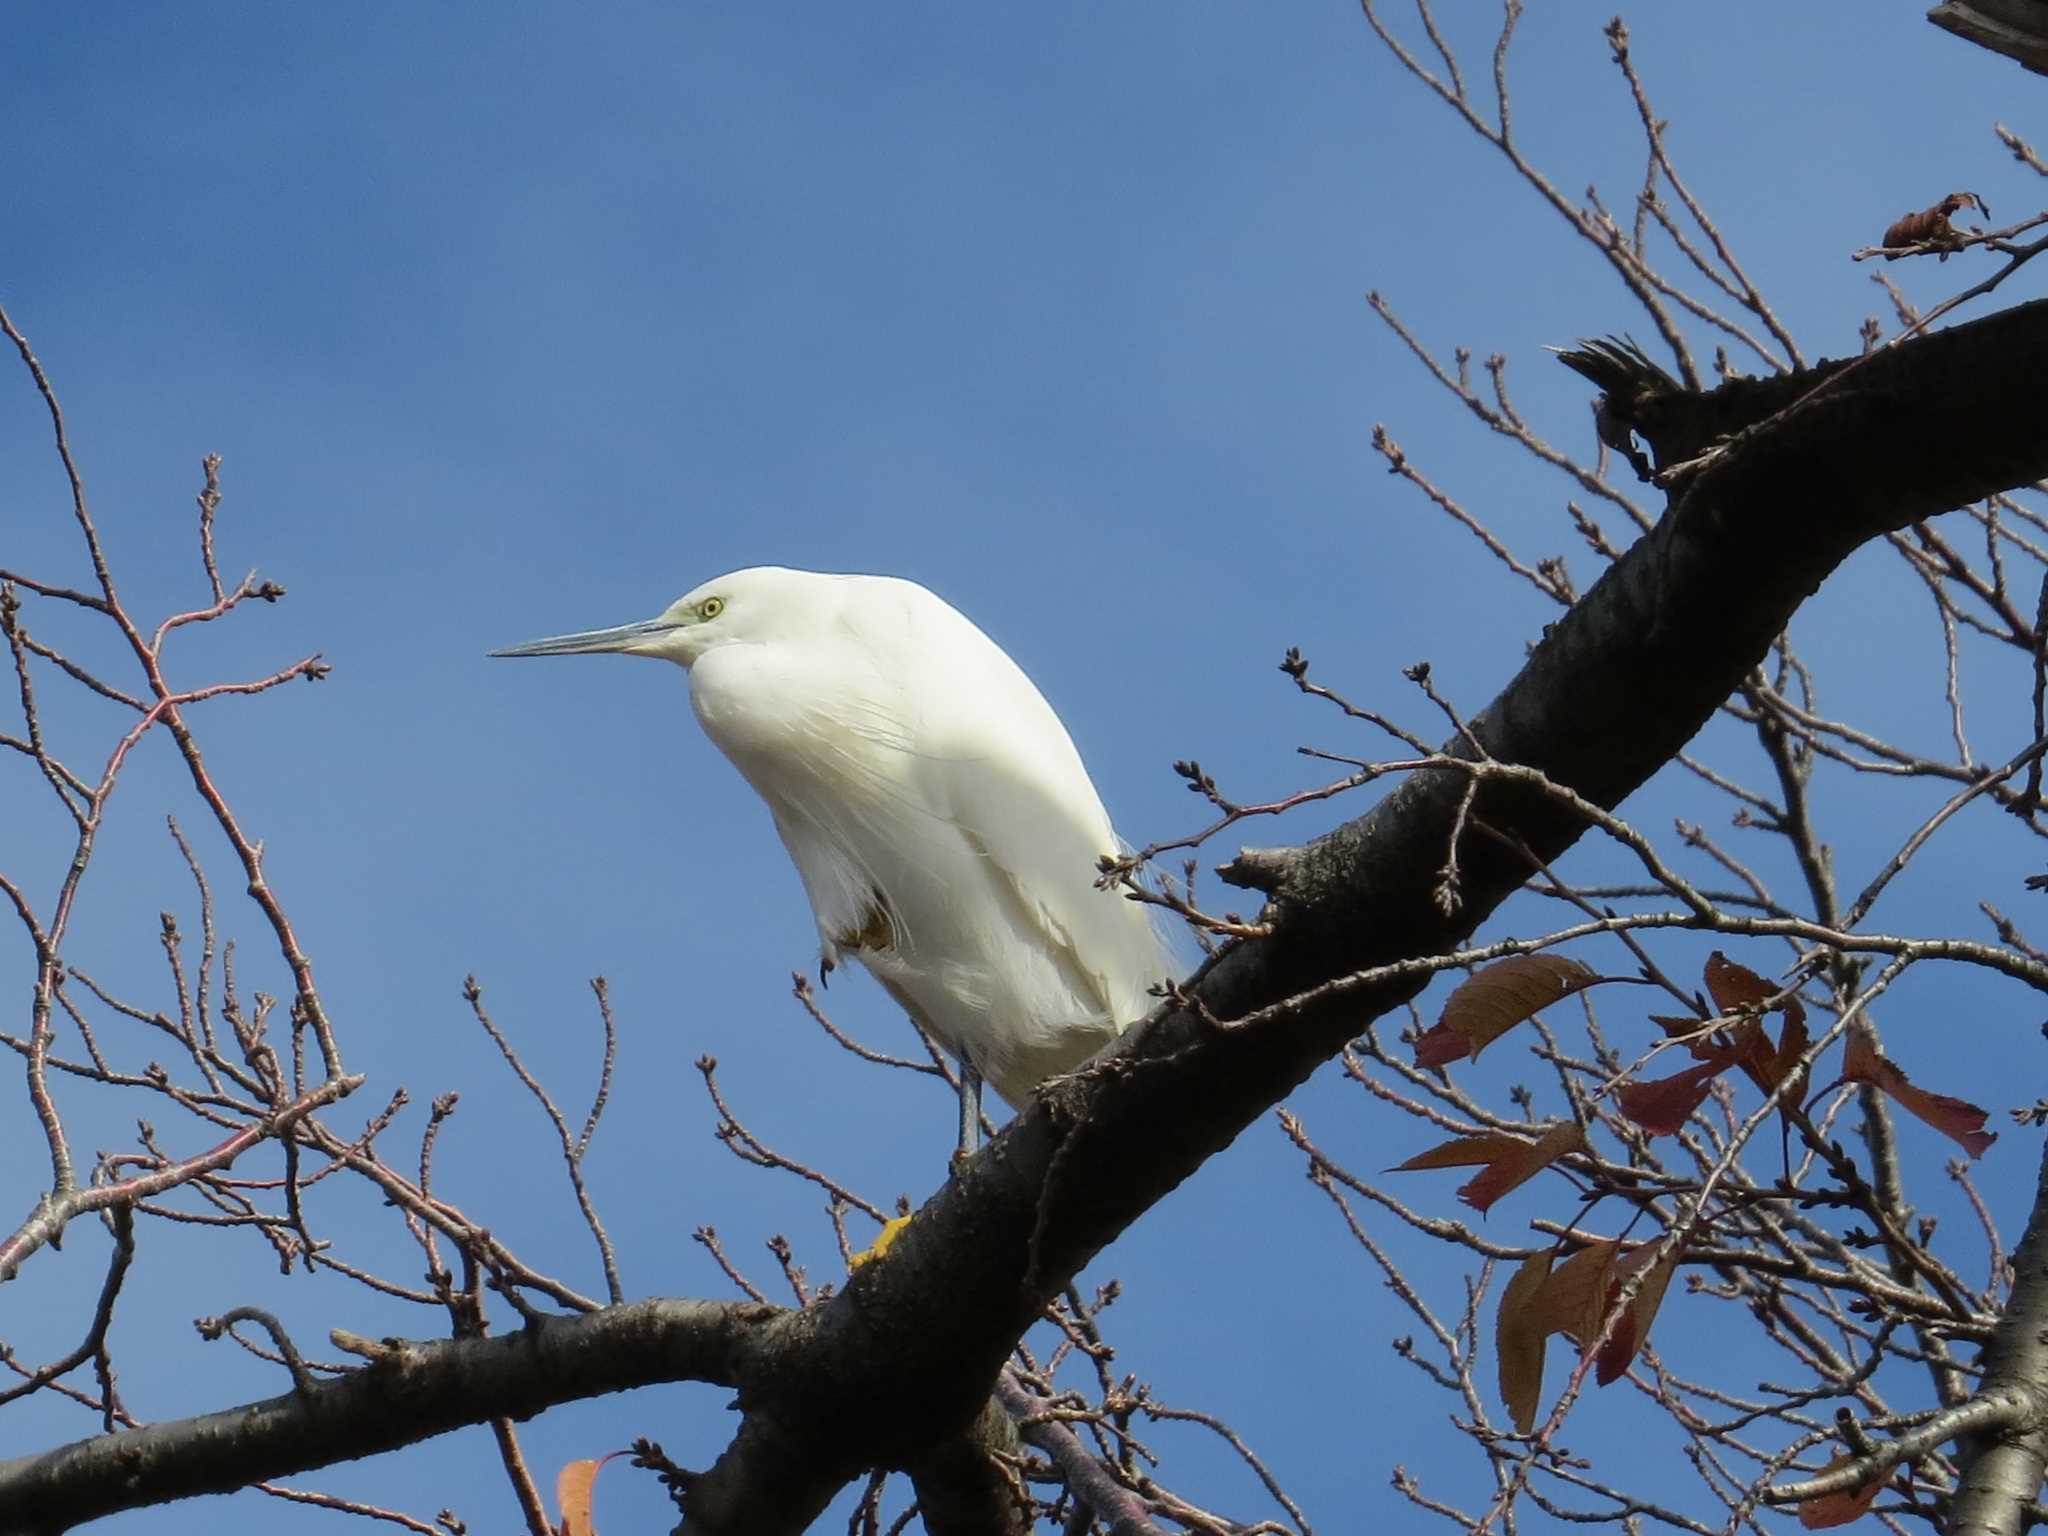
[1726,1018,1774,1094]
[1650,1012,1724,1061]
[1457,1122,1590,1214]
[1496,1250,1554,1434]
[1439,954,1605,1062]
[1412,1020,1470,1068]
[1702,952,1810,1104]
[1510,1239,1679,1404]
[1842,1034,1997,1158]
[1704,951,1781,1016]
[557,1451,625,1536]
[1391,1123,1589,1214]
[1882,190,1988,251]
[1616,1052,1736,1136]
[1593,1242,1679,1385]
[1541,1238,1621,1347]
[1756,1010,1811,1102]
[1797,1455,1888,1529]
[1392,1133,1536,1172]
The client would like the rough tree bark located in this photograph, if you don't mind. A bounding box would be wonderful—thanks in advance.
[1950,1138,2048,1535]
[1929,0,2048,75]
[4,296,2048,1535]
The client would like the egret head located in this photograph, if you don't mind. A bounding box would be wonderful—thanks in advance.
[490,567,812,668]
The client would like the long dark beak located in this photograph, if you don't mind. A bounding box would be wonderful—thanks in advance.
[489,618,679,657]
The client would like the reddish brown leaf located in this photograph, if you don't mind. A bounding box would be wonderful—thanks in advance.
[1392,1133,1536,1172]
[1522,1238,1678,1389]
[1756,1010,1812,1103]
[1496,1250,1554,1434]
[1650,1012,1724,1061]
[1842,1034,1997,1159]
[1412,1019,1470,1068]
[557,1451,626,1536]
[1616,1051,1738,1136]
[1726,1018,1775,1094]
[1705,951,1806,1033]
[1541,1239,1621,1347]
[1703,951,1774,1014]
[1703,952,1810,1105]
[1457,1122,1590,1214]
[1593,1242,1679,1384]
[1439,954,1606,1062]
[1797,1455,1888,1529]
[1392,1124,1589,1214]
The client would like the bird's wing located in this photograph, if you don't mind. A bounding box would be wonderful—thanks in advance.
[899,624,1173,1031]
[940,750,1165,1022]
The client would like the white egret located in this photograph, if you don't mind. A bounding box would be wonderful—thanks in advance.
[493,566,1173,1160]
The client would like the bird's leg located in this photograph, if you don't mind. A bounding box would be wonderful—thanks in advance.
[955,1061,983,1166]
[851,1061,982,1273]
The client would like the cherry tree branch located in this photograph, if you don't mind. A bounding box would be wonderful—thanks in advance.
[0,1299,769,1530]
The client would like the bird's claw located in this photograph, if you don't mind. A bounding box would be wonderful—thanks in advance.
[848,1214,913,1270]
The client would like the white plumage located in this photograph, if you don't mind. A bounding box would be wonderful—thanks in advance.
[494,566,1171,1151]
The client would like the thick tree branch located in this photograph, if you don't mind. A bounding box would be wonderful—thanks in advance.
[903,1397,1028,1536]
[1930,0,2048,76]
[671,1410,861,1536]
[1948,1139,2048,1534]
[0,1299,769,1531]
[1762,1389,2030,1505]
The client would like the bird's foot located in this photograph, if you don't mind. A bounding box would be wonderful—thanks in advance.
[848,1214,913,1270]
[1651,438,1730,490]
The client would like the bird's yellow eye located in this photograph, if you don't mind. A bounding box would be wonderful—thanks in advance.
[700,597,725,620]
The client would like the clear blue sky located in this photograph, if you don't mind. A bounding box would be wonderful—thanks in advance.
[1,5,2038,1530]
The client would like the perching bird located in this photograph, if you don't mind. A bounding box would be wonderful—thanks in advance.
[1552,336,1855,482]
[493,566,1173,1159]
